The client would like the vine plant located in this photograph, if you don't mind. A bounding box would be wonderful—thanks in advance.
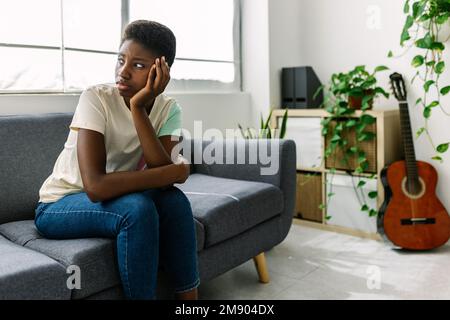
[392,0,450,161]
[316,65,390,219]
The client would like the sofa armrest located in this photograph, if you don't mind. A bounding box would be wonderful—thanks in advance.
[180,138,297,237]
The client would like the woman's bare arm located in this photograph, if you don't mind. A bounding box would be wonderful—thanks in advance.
[131,106,174,168]
[77,128,188,202]
[130,56,175,168]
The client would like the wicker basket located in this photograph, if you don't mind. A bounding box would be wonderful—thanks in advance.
[296,172,323,222]
[325,119,377,173]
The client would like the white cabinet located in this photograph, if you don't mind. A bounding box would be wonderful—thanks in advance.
[278,117,323,169]
[326,174,378,234]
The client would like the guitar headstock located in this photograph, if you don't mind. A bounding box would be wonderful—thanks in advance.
[389,72,407,101]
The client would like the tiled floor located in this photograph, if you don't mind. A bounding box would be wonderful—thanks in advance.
[199,221,450,300]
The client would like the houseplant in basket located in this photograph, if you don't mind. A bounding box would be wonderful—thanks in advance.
[315,65,390,220]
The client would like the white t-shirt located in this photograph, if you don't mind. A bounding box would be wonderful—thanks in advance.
[38,83,181,203]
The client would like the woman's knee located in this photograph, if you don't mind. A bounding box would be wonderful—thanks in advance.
[121,192,159,226]
[165,187,191,207]
[160,187,193,219]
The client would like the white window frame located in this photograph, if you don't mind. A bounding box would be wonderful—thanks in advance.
[0,0,241,94]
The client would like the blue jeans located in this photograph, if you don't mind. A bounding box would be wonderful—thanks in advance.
[34,186,199,300]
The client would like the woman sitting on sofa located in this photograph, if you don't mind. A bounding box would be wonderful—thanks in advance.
[34,20,199,300]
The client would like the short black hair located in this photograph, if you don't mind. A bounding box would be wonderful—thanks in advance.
[120,20,176,67]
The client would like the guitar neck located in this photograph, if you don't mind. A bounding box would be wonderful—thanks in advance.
[398,102,419,182]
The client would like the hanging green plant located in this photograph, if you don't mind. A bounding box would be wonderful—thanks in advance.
[315,65,390,218]
[391,0,450,161]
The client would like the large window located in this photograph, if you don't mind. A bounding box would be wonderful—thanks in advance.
[0,0,240,93]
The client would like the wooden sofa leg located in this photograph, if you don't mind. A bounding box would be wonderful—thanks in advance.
[253,252,270,284]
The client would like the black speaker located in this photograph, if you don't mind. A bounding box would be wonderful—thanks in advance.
[281,66,323,109]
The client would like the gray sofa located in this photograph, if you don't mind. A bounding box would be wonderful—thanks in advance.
[0,113,296,299]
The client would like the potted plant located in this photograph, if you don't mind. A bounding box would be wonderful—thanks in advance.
[323,65,390,111]
[238,109,288,139]
[315,65,390,221]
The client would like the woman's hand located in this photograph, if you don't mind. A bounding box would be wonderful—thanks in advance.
[158,156,190,190]
[130,56,171,110]
[174,155,191,184]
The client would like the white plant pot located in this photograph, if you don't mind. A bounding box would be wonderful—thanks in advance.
[437,22,450,43]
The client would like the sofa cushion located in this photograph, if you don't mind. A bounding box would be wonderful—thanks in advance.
[0,220,119,300]
[0,218,205,299]
[0,216,205,252]
[0,234,71,300]
[176,173,284,248]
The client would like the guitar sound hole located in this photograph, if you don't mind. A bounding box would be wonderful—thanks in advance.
[406,181,422,195]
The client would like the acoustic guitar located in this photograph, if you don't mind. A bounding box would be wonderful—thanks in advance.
[378,72,450,250]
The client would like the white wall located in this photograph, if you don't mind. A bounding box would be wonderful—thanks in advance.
[294,0,450,210]
[268,0,303,109]
[241,0,304,126]
[241,0,304,124]
[241,0,271,128]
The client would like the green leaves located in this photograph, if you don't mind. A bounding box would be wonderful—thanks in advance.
[313,84,325,101]
[373,87,390,99]
[416,127,425,138]
[374,65,389,73]
[435,61,445,74]
[412,1,426,19]
[357,131,376,142]
[430,42,445,51]
[437,13,449,24]
[369,209,378,217]
[441,86,450,96]
[279,109,288,139]
[345,119,357,127]
[426,101,439,109]
[437,143,449,153]
[360,114,376,125]
[423,106,432,119]
[401,15,415,45]
[403,0,410,14]
[415,32,433,49]
[357,180,366,188]
[259,109,273,139]
[412,55,424,67]
[424,80,435,92]
[240,108,288,140]
[331,133,341,143]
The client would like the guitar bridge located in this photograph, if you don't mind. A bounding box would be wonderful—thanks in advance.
[400,218,436,225]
